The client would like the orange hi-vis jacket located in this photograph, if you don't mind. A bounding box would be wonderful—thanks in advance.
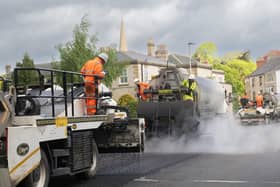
[80,57,105,83]
[137,82,151,101]
[80,57,105,115]
[256,94,263,107]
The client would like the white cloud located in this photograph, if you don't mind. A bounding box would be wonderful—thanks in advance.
[17,4,83,37]
[1,0,280,71]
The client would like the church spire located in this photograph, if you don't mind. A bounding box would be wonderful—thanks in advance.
[119,18,128,52]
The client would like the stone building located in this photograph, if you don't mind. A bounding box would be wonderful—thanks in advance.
[111,51,171,100]
[110,19,169,100]
[256,50,280,68]
[245,56,280,100]
[111,19,232,103]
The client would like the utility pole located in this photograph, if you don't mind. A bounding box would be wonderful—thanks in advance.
[187,42,195,75]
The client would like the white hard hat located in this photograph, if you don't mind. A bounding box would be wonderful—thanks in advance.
[98,53,108,63]
[189,74,195,79]
[134,78,140,83]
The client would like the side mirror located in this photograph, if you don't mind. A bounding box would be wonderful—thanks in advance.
[0,77,3,91]
[0,77,11,92]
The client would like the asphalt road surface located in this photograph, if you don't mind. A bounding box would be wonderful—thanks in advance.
[49,152,280,187]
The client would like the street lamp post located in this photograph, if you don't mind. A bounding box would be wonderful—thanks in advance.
[187,42,195,75]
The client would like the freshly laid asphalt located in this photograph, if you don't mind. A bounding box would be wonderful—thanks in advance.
[49,152,280,187]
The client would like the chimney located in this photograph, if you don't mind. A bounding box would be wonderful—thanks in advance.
[147,38,155,56]
[256,58,265,69]
[155,44,168,61]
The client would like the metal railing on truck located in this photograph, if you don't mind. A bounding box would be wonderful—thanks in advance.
[13,67,103,117]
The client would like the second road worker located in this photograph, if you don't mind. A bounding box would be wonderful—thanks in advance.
[80,52,108,115]
[134,78,151,101]
[256,91,264,108]
[181,74,197,101]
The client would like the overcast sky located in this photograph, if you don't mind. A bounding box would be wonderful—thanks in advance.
[1,0,280,72]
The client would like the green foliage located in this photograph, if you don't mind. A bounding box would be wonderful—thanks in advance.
[118,94,138,118]
[15,53,39,86]
[55,16,98,73]
[54,15,127,87]
[0,79,3,91]
[193,42,219,64]
[194,42,256,100]
[214,58,256,96]
[222,50,252,62]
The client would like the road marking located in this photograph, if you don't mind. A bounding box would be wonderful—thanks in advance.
[134,177,160,182]
[193,179,280,184]
[134,178,280,184]
[264,181,280,184]
[193,179,249,184]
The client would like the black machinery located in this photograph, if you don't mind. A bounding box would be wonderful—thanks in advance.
[136,67,227,138]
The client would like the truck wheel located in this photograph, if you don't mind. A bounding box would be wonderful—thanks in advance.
[21,150,49,187]
[76,140,98,179]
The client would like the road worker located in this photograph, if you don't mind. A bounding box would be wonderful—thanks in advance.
[255,91,263,108]
[134,78,151,101]
[240,92,249,108]
[80,53,108,115]
[181,74,197,101]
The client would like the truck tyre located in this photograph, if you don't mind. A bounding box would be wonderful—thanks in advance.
[76,140,99,179]
[21,150,50,187]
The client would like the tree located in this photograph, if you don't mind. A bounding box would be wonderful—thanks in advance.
[15,53,39,85]
[194,42,256,111]
[222,50,252,62]
[213,54,256,111]
[54,15,127,87]
[103,49,127,87]
[193,42,219,64]
[55,16,97,73]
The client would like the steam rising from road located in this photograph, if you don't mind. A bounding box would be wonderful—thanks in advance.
[146,114,280,154]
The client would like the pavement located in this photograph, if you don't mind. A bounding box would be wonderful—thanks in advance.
[49,152,280,187]
[49,117,280,187]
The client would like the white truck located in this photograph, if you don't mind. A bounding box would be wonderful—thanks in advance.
[0,68,145,187]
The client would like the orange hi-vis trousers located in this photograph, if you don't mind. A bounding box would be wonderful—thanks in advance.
[85,82,97,115]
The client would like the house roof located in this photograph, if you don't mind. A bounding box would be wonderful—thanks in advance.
[168,53,199,65]
[168,53,212,70]
[35,50,170,70]
[249,56,280,77]
[117,51,169,66]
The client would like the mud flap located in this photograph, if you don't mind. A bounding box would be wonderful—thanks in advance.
[0,168,12,187]
[96,118,145,153]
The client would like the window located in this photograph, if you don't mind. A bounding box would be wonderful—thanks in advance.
[259,76,262,86]
[266,73,274,82]
[119,69,128,84]
[252,78,255,87]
